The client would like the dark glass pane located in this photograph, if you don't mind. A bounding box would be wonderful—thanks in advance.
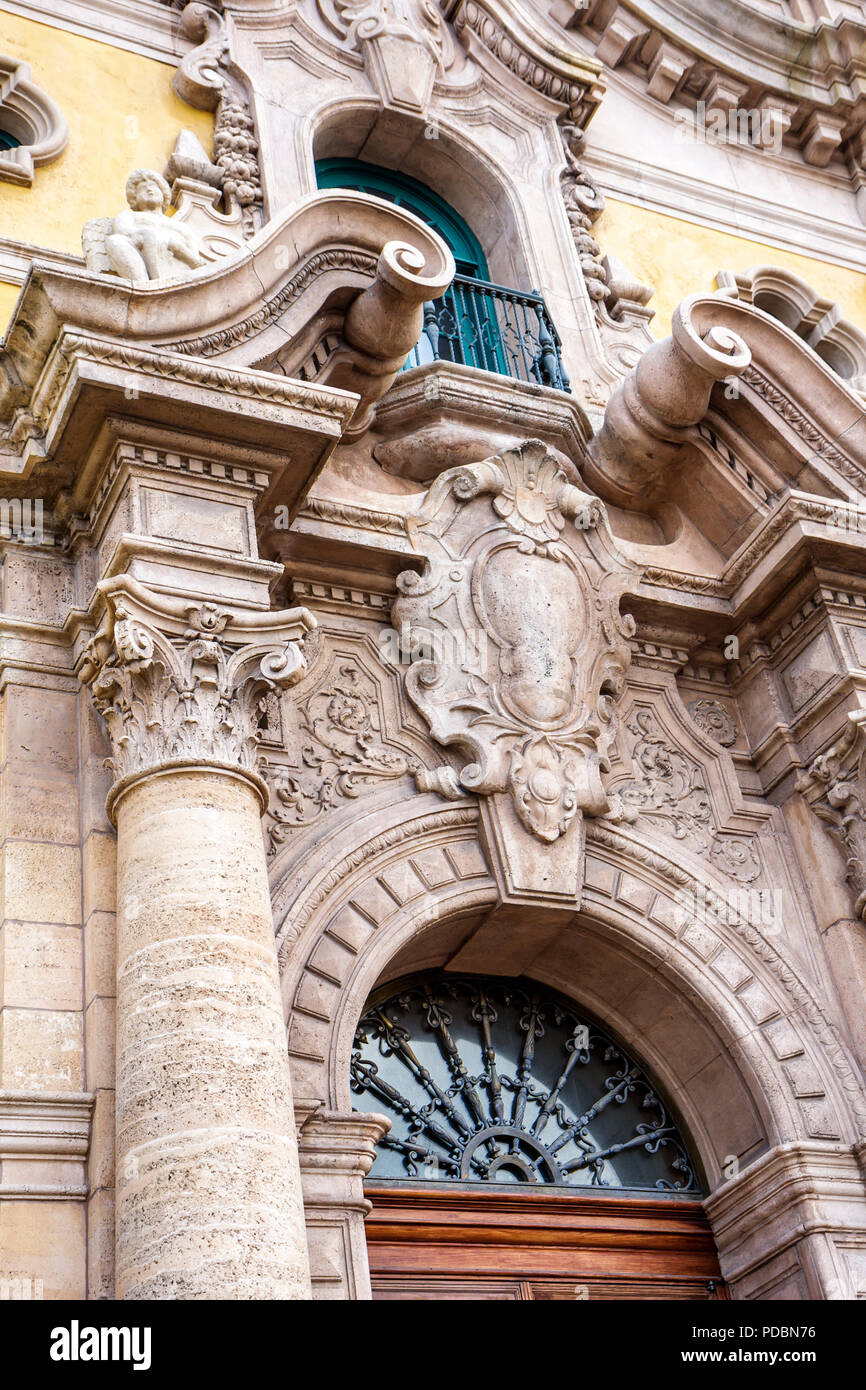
[352,973,701,1193]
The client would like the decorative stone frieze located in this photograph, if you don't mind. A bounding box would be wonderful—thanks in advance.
[392,439,640,903]
[80,576,316,820]
[797,712,866,923]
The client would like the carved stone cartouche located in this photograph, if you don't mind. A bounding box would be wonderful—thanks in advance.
[392,439,640,854]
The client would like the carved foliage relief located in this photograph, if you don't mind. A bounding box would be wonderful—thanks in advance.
[80,581,314,812]
[265,654,412,853]
[392,440,640,846]
[798,713,866,922]
[613,704,761,885]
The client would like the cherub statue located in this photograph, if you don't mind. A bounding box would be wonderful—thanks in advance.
[82,169,204,284]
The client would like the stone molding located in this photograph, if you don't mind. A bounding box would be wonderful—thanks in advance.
[0,54,69,187]
[295,1105,390,1299]
[797,711,866,924]
[271,792,866,1160]
[704,1140,866,1298]
[79,574,316,820]
[554,0,866,190]
[445,0,604,122]
[0,1090,94,1200]
[717,265,866,391]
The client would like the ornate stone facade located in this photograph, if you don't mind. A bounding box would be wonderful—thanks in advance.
[1,0,866,1308]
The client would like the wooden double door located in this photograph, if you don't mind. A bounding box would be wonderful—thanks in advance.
[366,1185,726,1301]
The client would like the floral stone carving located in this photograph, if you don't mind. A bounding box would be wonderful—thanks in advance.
[797,712,866,922]
[687,697,739,747]
[617,707,760,883]
[392,439,640,904]
[265,659,410,852]
[80,576,315,820]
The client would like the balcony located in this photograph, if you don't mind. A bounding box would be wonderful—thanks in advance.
[405,275,571,393]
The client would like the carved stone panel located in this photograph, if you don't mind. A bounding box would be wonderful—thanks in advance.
[392,439,640,904]
[797,713,866,922]
[264,653,412,855]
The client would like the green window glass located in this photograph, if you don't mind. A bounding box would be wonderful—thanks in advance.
[315,157,488,278]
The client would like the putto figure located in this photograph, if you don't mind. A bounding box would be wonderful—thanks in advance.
[82,169,204,284]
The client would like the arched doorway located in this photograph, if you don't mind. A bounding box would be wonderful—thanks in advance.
[351,970,726,1300]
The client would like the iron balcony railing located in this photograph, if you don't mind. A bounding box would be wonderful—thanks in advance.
[405,275,571,392]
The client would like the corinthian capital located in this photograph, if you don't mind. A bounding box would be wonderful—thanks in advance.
[797,712,866,922]
[80,576,315,820]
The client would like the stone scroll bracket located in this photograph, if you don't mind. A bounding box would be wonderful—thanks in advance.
[392,438,642,907]
[78,573,318,823]
[797,710,866,925]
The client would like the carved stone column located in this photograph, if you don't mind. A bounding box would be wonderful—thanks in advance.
[80,575,316,1300]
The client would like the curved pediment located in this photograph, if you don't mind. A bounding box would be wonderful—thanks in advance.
[0,187,454,474]
[588,291,866,545]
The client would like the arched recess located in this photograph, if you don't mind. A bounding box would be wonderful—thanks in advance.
[309,96,533,293]
[274,797,866,1196]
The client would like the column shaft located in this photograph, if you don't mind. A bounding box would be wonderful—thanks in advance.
[114,768,310,1300]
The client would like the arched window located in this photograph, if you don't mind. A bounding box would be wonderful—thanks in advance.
[315,158,569,391]
[351,971,700,1192]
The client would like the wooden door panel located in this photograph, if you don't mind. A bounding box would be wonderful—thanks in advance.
[366,1186,726,1301]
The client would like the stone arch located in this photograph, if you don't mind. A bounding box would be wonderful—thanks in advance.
[307,94,534,291]
[274,797,866,1196]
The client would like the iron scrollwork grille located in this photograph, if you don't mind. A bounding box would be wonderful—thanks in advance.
[405,277,571,392]
[351,974,701,1193]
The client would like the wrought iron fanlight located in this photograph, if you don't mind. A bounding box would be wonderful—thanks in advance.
[351,974,700,1193]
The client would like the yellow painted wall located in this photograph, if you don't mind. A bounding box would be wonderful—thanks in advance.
[596,197,866,339]
[0,10,214,316]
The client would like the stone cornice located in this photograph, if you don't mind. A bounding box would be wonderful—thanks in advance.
[555,0,866,181]
[0,1089,95,1200]
[445,0,604,121]
[0,0,188,64]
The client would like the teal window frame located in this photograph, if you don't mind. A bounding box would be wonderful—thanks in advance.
[315,157,489,279]
[315,157,509,375]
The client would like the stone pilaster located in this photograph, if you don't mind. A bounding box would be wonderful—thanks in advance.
[80,575,317,1300]
[295,1105,390,1301]
[705,1141,866,1300]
